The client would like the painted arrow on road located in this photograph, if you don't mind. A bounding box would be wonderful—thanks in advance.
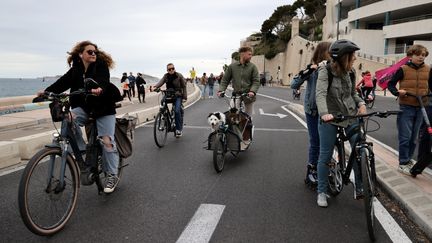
[258,108,287,118]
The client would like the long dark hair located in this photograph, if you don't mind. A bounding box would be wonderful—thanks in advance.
[311,42,331,64]
[67,40,115,69]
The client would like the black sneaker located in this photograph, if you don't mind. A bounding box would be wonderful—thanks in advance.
[104,174,119,194]
[305,163,318,189]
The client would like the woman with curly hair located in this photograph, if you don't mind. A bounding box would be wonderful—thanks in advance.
[39,40,121,194]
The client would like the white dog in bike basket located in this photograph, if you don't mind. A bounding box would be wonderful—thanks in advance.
[207,112,226,131]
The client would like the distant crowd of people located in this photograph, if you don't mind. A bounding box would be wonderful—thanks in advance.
[187,67,225,99]
[120,72,147,103]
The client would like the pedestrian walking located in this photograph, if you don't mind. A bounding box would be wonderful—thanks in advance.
[208,73,216,98]
[136,72,147,103]
[121,72,132,102]
[128,72,136,97]
[200,72,208,99]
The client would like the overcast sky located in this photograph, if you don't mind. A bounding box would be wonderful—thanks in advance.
[0,0,294,79]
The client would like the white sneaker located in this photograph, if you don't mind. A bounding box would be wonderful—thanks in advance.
[398,160,415,176]
[317,193,329,208]
[175,130,182,138]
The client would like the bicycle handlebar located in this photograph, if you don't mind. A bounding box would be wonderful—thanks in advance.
[218,91,248,99]
[331,110,400,122]
[41,90,90,100]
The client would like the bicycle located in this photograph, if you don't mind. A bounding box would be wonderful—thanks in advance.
[326,110,399,241]
[17,90,126,236]
[358,86,375,109]
[153,88,183,147]
[207,91,254,173]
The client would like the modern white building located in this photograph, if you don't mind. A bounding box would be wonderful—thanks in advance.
[323,0,432,64]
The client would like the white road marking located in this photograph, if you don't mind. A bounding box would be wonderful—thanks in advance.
[281,105,307,127]
[176,204,225,243]
[258,108,288,118]
[140,124,307,133]
[374,200,412,242]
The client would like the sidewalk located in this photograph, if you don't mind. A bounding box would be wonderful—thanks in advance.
[286,101,432,239]
[0,83,200,169]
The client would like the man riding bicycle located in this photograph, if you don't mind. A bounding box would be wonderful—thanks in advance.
[151,63,187,137]
[217,46,260,116]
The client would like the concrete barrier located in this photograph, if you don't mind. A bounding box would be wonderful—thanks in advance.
[0,83,201,169]
[0,141,21,168]
[13,131,55,160]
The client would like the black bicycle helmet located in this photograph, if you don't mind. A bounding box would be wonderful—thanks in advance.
[329,39,360,59]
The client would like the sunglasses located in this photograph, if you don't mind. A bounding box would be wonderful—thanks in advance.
[86,50,98,56]
[167,68,175,71]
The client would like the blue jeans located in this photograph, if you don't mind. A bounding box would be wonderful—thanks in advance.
[71,107,119,175]
[209,85,214,97]
[305,112,319,166]
[397,104,423,165]
[201,84,208,97]
[174,97,184,131]
[317,122,361,194]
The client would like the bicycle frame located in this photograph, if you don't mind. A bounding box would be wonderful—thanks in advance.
[337,118,375,186]
[44,91,104,193]
[158,90,177,133]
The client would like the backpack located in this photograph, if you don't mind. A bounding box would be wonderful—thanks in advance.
[326,63,356,91]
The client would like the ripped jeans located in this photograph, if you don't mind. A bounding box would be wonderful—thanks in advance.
[70,107,119,175]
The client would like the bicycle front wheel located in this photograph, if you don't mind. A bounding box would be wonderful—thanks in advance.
[360,148,376,241]
[367,99,375,109]
[18,147,79,236]
[154,111,168,148]
[328,144,344,196]
[213,133,226,173]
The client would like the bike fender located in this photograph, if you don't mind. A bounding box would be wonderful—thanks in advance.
[45,143,61,149]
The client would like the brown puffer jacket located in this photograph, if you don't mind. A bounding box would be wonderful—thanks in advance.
[399,64,430,106]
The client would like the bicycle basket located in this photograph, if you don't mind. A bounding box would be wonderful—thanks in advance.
[207,130,241,152]
[49,99,66,122]
[164,91,177,103]
[115,115,138,158]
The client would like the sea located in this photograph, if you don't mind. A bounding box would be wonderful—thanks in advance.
[0,76,159,98]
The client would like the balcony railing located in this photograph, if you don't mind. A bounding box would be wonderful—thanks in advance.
[391,13,432,25]
[386,44,412,55]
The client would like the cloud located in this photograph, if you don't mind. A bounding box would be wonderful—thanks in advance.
[0,0,292,78]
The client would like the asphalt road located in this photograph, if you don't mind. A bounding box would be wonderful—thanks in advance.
[0,86,402,242]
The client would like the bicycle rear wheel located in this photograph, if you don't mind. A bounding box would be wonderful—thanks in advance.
[213,133,226,173]
[18,147,79,236]
[328,143,344,196]
[154,111,168,147]
[360,148,376,241]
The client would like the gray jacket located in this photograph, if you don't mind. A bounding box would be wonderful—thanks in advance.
[316,66,364,127]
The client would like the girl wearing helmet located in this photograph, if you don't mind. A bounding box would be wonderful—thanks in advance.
[315,39,367,207]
